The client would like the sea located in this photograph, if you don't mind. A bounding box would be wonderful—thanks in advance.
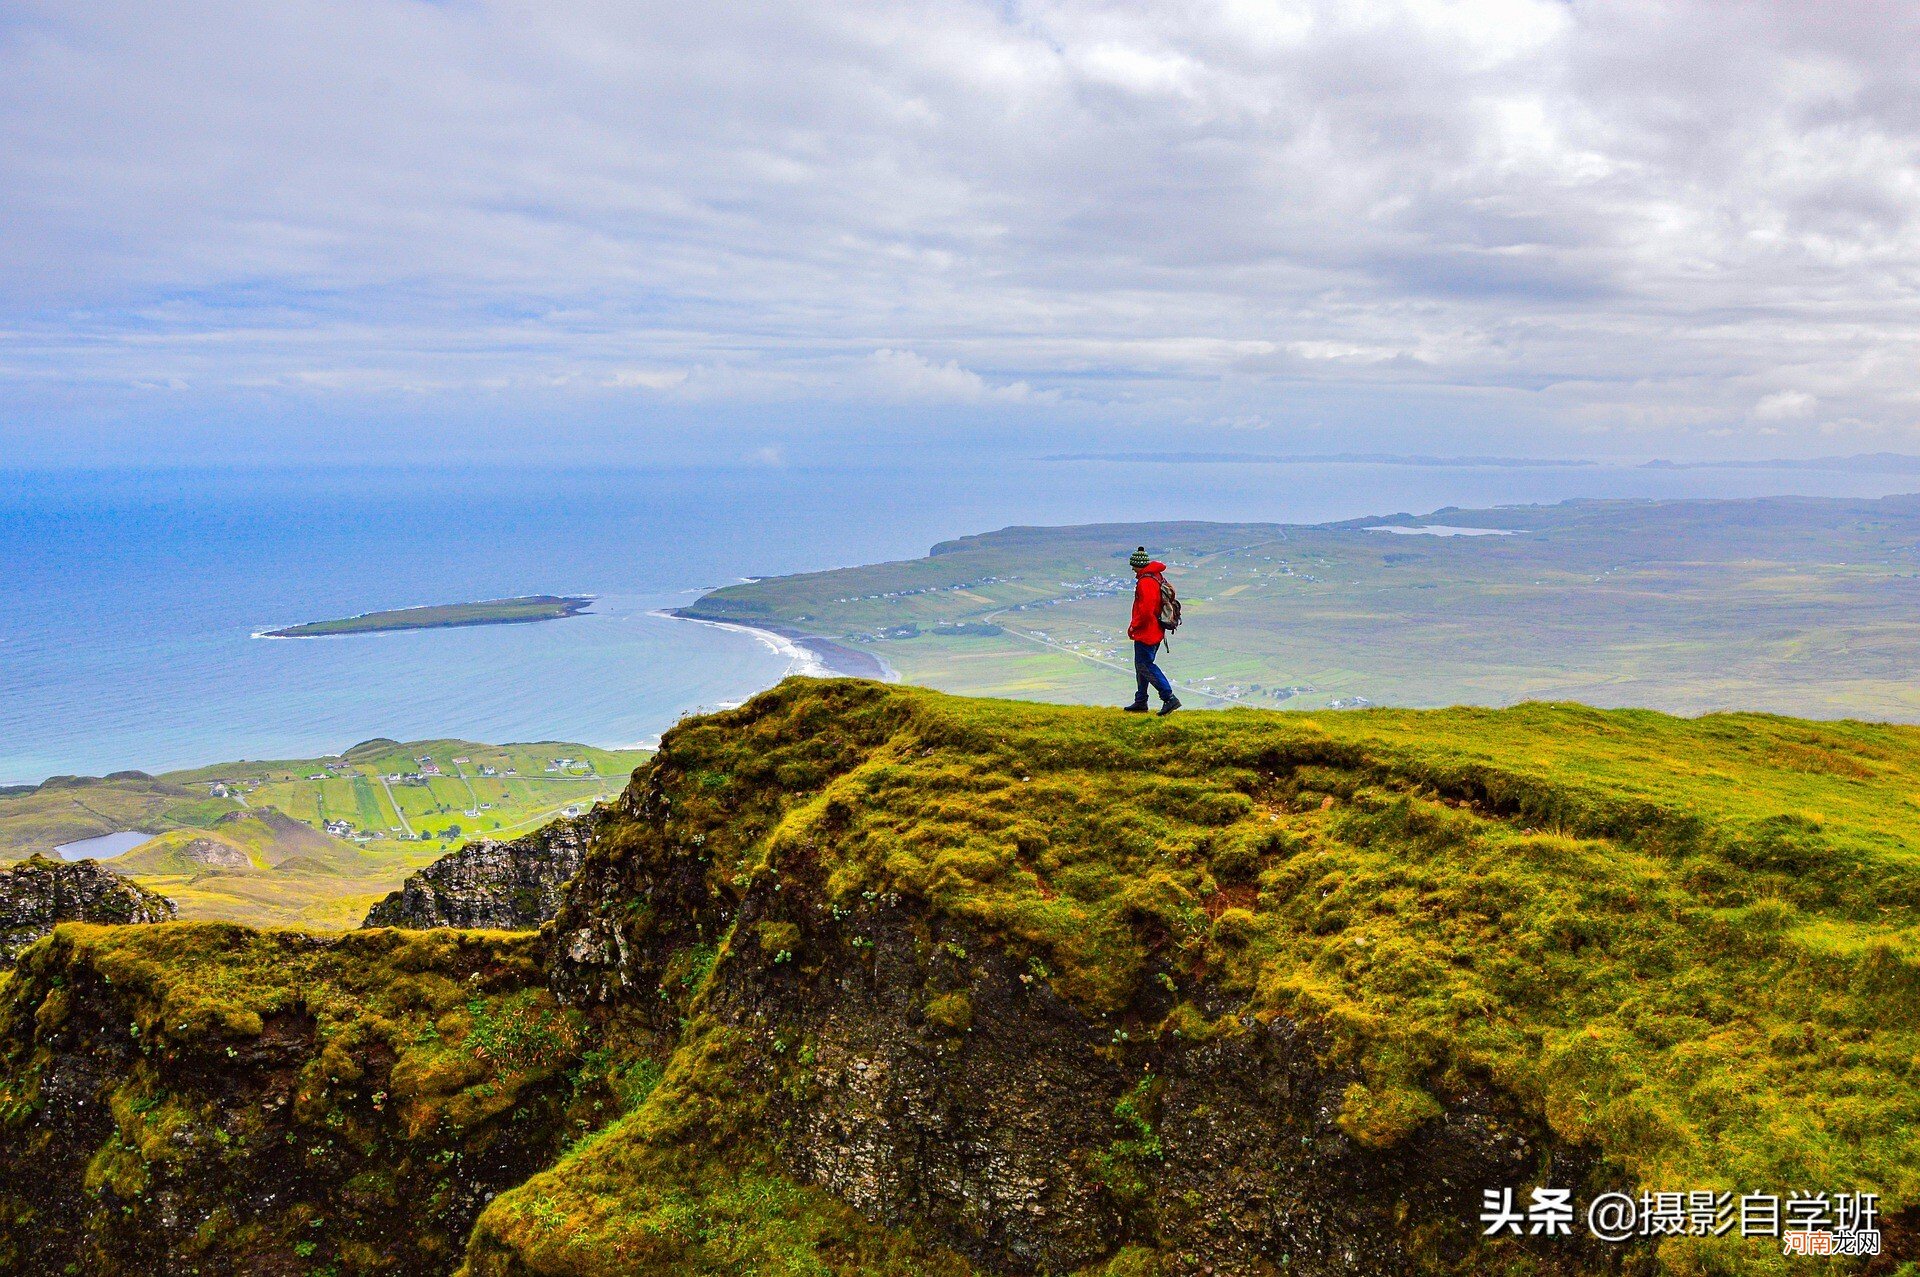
[5,453,1919,785]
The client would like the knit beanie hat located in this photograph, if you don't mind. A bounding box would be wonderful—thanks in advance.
[1128,546,1152,570]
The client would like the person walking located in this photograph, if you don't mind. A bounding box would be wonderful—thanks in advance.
[1124,546,1181,715]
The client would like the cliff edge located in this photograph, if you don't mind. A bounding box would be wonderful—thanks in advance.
[0,854,174,964]
[1,680,1917,1274]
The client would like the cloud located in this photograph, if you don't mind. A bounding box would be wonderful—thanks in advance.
[4,0,1920,459]
[865,348,1039,403]
[1755,390,1817,421]
[606,369,688,391]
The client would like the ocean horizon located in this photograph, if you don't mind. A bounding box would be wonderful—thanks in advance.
[6,453,1920,786]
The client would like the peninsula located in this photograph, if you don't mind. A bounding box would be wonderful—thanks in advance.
[264,594,592,638]
[680,494,1920,719]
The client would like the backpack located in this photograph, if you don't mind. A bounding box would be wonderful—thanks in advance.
[1155,574,1182,634]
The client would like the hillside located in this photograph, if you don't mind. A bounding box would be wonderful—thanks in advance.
[110,809,353,874]
[105,810,411,929]
[0,738,650,926]
[680,495,1920,719]
[0,772,230,860]
[2,680,1916,1273]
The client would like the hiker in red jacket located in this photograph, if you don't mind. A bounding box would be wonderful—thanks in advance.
[1124,547,1180,715]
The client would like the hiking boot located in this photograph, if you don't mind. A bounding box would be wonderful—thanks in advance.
[1158,697,1182,716]
[1122,702,1150,713]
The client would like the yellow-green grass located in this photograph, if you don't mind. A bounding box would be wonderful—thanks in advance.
[0,740,650,925]
[0,774,242,859]
[106,812,450,929]
[475,680,1920,1275]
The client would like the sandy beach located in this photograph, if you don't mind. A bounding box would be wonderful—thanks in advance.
[660,610,897,682]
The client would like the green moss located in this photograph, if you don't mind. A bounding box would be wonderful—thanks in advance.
[15,678,1920,1273]
[573,679,1920,1253]
[0,922,594,1271]
[463,1018,974,1277]
[755,920,802,961]
[1336,1079,1443,1149]
[921,990,971,1033]
[1077,1246,1163,1277]
[1093,1076,1164,1208]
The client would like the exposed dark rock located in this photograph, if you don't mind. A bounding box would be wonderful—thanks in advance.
[0,854,174,963]
[709,891,1627,1276]
[361,812,597,930]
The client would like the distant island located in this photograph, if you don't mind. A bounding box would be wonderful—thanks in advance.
[264,594,593,638]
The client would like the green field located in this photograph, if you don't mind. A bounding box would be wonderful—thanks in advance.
[0,738,650,926]
[683,494,1920,720]
[264,593,592,637]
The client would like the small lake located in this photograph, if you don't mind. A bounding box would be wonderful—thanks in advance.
[55,831,155,861]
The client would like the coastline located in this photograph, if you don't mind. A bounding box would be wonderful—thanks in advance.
[662,609,897,682]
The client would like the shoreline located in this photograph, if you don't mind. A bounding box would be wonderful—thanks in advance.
[662,609,897,682]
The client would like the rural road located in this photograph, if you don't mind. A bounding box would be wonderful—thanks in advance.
[376,774,414,837]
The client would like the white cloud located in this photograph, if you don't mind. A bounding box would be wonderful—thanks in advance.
[606,369,687,391]
[865,348,1039,403]
[1755,390,1817,421]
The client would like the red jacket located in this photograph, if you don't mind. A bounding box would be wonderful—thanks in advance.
[1129,563,1167,644]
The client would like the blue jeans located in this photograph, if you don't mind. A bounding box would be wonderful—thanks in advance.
[1133,640,1173,705]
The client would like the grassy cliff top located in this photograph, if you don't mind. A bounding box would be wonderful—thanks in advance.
[600,679,1920,1216]
[2,682,1917,1273]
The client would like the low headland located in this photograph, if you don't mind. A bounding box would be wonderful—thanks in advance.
[675,495,1920,719]
[262,594,593,638]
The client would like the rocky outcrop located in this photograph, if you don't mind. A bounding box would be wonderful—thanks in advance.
[496,681,1622,1276]
[0,854,174,963]
[0,927,590,1275]
[360,813,596,930]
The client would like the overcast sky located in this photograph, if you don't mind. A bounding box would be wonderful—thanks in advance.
[4,0,1919,464]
